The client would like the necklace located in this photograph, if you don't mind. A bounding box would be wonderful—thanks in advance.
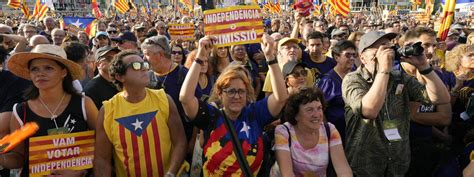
[38,93,66,119]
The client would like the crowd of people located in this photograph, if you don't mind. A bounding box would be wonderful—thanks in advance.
[0,6,473,177]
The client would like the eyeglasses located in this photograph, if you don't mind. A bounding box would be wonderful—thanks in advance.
[171,51,182,55]
[136,28,145,32]
[223,88,246,98]
[107,30,118,34]
[281,45,299,50]
[126,61,150,71]
[342,52,358,59]
[144,38,167,52]
[288,69,307,78]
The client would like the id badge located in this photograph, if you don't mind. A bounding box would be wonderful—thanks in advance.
[47,127,68,135]
[395,84,404,95]
[383,120,402,142]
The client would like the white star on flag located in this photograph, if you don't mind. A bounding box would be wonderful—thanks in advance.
[71,19,83,28]
[132,119,143,131]
[240,122,251,138]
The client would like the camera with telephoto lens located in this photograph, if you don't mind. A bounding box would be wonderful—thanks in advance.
[392,42,424,61]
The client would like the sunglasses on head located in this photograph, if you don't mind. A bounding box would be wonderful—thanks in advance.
[144,38,167,51]
[126,61,150,71]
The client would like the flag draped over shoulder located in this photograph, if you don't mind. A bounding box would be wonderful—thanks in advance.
[31,0,49,21]
[114,0,130,14]
[20,0,30,19]
[63,17,97,37]
[327,0,350,17]
[92,0,102,18]
[7,0,21,9]
[437,0,456,41]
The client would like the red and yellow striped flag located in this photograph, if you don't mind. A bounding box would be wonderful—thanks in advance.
[437,0,456,41]
[114,0,130,14]
[20,0,30,19]
[328,0,349,17]
[7,0,21,9]
[92,0,102,18]
[31,0,49,21]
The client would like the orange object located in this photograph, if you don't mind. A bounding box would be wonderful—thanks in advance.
[0,122,39,153]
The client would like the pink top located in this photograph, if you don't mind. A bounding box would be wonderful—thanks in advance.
[274,122,342,177]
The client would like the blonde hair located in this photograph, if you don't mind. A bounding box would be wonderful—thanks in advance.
[208,65,255,103]
[467,32,474,45]
[445,44,474,72]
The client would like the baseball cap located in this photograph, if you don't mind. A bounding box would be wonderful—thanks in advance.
[448,29,460,37]
[278,37,300,49]
[95,46,120,61]
[358,31,397,54]
[331,29,347,38]
[143,35,170,54]
[95,31,108,38]
[111,31,137,42]
[282,60,306,77]
[133,24,146,30]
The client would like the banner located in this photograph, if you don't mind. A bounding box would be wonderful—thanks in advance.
[168,23,195,41]
[203,5,264,47]
[28,131,95,177]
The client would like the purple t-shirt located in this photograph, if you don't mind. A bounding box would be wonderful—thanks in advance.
[317,69,346,141]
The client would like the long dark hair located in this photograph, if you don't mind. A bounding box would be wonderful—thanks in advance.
[23,59,79,100]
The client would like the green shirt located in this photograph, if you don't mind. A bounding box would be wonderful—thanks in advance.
[341,66,430,177]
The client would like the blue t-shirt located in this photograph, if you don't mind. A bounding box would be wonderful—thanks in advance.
[302,56,336,78]
[192,97,272,175]
[317,69,346,142]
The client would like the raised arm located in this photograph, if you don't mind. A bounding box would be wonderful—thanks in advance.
[261,34,288,117]
[290,13,303,39]
[166,95,187,175]
[179,36,215,120]
[94,107,113,177]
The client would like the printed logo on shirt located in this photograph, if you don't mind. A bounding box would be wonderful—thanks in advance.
[115,111,158,136]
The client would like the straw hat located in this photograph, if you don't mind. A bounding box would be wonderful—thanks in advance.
[7,44,83,80]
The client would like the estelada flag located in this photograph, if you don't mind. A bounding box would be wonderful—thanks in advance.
[63,17,97,37]
[437,0,456,41]
[31,0,49,21]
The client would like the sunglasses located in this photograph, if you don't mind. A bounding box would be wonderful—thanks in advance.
[126,61,150,71]
[289,69,307,78]
[171,51,182,55]
[136,28,145,32]
[97,36,108,40]
[107,30,118,34]
[342,52,358,59]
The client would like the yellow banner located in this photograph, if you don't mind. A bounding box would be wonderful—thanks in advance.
[28,130,95,177]
[203,5,263,47]
[168,23,195,41]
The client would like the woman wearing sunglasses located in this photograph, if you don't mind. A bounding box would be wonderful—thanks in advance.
[282,61,308,95]
[180,34,288,176]
[317,40,357,144]
[2,44,98,176]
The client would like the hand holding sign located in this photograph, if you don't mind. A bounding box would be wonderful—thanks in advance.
[261,33,276,61]
[196,36,217,60]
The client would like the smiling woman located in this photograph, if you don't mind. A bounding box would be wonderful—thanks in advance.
[2,44,98,177]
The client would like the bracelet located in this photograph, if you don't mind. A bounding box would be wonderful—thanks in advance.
[166,172,175,177]
[266,59,278,65]
[378,71,390,75]
[194,58,204,65]
[419,66,433,75]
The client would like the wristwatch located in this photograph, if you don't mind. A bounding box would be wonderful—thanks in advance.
[194,58,204,65]
[419,65,433,75]
[266,59,278,65]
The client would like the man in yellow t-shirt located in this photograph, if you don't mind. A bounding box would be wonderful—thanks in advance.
[263,37,315,95]
[94,50,187,177]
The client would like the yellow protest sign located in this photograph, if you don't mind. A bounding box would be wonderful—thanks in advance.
[204,5,264,47]
[28,130,95,177]
[168,23,195,41]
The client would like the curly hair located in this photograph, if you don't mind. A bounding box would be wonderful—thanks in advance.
[284,87,326,125]
[445,44,474,72]
[109,50,141,89]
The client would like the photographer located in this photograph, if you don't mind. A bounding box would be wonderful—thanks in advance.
[342,31,450,177]
[397,27,452,177]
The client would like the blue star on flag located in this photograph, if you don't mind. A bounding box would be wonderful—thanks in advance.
[115,111,158,136]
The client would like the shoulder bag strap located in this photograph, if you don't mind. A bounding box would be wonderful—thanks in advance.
[220,109,253,177]
[324,121,331,162]
[282,124,292,147]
